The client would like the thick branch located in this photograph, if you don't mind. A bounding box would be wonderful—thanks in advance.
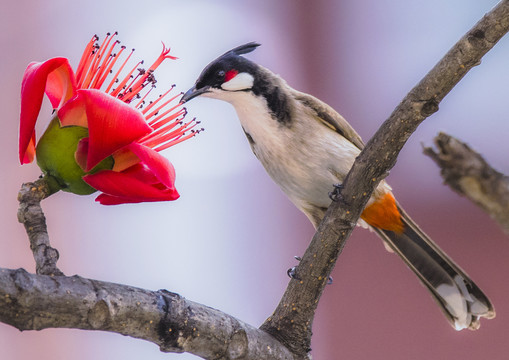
[260,1,509,355]
[424,132,509,235]
[17,177,63,276]
[0,268,296,360]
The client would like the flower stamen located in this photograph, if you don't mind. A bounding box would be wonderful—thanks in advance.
[120,45,176,102]
[76,35,99,85]
[149,106,186,130]
[94,44,126,90]
[118,67,148,102]
[105,48,135,94]
[142,117,196,150]
[75,34,199,152]
[110,60,143,98]
[90,32,117,83]
[134,85,156,109]
[142,110,187,145]
[90,37,121,89]
[80,33,115,89]
[145,91,181,120]
[154,129,202,152]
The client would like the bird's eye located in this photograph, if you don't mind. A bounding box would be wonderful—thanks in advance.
[217,70,225,78]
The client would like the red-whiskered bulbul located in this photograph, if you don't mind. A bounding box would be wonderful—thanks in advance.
[181,42,495,330]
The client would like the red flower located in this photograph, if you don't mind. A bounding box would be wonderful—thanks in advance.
[19,33,200,205]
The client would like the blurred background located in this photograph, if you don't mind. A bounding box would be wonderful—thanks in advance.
[1,0,509,359]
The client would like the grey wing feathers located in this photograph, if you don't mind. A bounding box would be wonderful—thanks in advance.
[292,90,365,150]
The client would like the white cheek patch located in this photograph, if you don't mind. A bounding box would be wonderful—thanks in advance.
[221,72,254,91]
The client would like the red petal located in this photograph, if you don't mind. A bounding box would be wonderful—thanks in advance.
[57,93,88,128]
[116,163,160,184]
[93,194,143,205]
[83,168,179,205]
[93,193,178,205]
[22,133,36,164]
[19,58,76,164]
[75,138,89,170]
[127,143,176,189]
[45,60,77,108]
[74,89,152,171]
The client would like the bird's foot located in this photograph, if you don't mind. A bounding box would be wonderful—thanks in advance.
[287,256,333,284]
[329,183,343,202]
[287,256,302,281]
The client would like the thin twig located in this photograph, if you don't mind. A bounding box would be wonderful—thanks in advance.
[424,132,509,235]
[260,1,509,355]
[17,177,63,276]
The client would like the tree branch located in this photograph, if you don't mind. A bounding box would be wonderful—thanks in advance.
[0,267,296,360]
[17,177,63,276]
[260,1,509,355]
[423,132,509,235]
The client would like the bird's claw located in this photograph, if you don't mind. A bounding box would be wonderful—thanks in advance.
[287,266,301,280]
[287,255,333,285]
[329,183,343,202]
[287,256,302,280]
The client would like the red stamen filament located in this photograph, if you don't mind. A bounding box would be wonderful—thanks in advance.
[90,37,120,89]
[154,131,198,152]
[142,111,187,145]
[76,35,99,83]
[77,47,98,88]
[118,69,147,102]
[105,48,135,94]
[134,85,155,109]
[149,107,186,130]
[110,60,142,97]
[142,118,196,149]
[90,33,117,86]
[152,120,201,152]
[122,45,176,101]
[141,87,175,115]
[145,92,182,120]
[80,33,114,89]
[94,45,126,90]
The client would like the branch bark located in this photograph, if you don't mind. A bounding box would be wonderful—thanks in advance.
[17,178,63,276]
[0,268,296,359]
[260,1,509,355]
[424,132,509,235]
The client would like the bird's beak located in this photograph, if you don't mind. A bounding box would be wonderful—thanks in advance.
[180,85,210,103]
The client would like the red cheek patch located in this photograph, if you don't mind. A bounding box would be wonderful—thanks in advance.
[224,69,238,82]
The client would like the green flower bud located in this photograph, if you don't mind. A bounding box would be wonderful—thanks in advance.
[35,115,114,195]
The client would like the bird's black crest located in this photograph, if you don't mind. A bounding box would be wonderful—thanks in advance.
[192,42,261,93]
[222,42,261,57]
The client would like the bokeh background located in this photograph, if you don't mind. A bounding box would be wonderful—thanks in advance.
[1,1,509,359]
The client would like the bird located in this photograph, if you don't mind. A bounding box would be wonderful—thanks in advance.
[180,42,495,330]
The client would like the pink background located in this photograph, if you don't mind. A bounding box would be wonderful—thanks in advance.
[1,1,508,359]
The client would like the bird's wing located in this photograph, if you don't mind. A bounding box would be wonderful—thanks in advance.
[292,90,365,150]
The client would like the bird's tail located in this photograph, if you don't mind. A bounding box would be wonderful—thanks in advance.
[373,205,495,330]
